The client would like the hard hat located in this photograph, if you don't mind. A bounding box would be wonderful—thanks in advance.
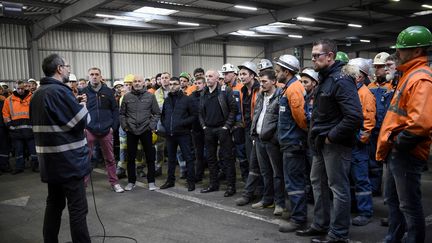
[113,80,124,87]
[335,51,349,63]
[348,58,370,75]
[238,61,259,76]
[300,68,319,82]
[27,78,37,83]
[123,74,134,83]
[0,82,8,88]
[393,26,432,49]
[68,74,77,82]
[221,63,237,74]
[274,54,300,73]
[179,72,191,80]
[257,59,273,71]
[218,71,224,78]
[372,52,390,65]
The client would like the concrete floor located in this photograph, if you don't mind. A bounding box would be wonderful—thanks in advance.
[1,165,432,243]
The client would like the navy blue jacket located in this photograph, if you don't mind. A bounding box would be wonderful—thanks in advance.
[161,90,196,136]
[191,89,203,133]
[82,83,119,136]
[310,61,363,148]
[30,77,91,183]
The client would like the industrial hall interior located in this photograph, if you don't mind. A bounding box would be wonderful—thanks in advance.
[1,0,432,243]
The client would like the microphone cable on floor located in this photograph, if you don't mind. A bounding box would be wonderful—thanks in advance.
[89,172,138,243]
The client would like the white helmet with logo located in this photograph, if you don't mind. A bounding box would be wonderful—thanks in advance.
[68,74,78,82]
[373,52,390,65]
[221,63,237,74]
[238,61,259,76]
[258,59,273,71]
[113,80,124,87]
[348,58,370,75]
[274,54,300,73]
[300,68,319,82]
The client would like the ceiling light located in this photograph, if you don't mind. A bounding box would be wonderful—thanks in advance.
[237,30,256,36]
[269,22,294,27]
[133,6,178,15]
[178,21,199,26]
[288,34,303,38]
[234,5,258,11]
[422,4,432,9]
[348,23,363,28]
[391,0,400,2]
[96,14,136,21]
[360,39,371,43]
[413,10,432,16]
[296,17,315,22]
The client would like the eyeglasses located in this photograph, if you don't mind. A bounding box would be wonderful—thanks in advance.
[311,52,328,59]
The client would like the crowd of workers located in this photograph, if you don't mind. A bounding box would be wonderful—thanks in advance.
[0,25,431,243]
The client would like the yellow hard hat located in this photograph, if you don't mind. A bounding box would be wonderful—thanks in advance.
[123,74,134,83]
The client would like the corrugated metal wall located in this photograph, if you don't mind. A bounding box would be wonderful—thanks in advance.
[226,44,265,68]
[180,41,224,75]
[0,24,29,81]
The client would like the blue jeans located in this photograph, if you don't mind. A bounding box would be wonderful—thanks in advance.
[255,139,285,207]
[13,137,37,170]
[310,142,351,239]
[384,149,425,243]
[282,144,307,223]
[166,134,196,184]
[369,130,383,195]
[351,143,373,217]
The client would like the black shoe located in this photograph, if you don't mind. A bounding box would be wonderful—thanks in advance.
[296,227,327,237]
[160,181,175,189]
[380,217,389,227]
[187,182,195,191]
[11,169,24,175]
[200,186,219,193]
[224,186,236,197]
[311,236,349,243]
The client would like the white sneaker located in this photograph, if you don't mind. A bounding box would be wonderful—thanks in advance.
[149,182,159,191]
[124,183,135,191]
[112,184,124,193]
[273,205,285,216]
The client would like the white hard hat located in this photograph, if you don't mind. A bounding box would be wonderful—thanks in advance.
[69,74,77,82]
[274,54,300,73]
[218,71,224,78]
[221,63,237,74]
[238,61,259,76]
[258,59,273,71]
[348,58,370,75]
[300,68,319,82]
[27,78,37,83]
[0,82,8,87]
[113,80,124,87]
[373,52,390,65]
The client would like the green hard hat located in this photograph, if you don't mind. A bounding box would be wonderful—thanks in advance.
[335,51,349,63]
[393,26,432,49]
[179,72,190,80]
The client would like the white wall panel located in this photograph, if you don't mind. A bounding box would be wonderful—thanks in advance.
[0,24,27,48]
[180,56,223,74]
[113,53,171,79]
[181,43,200,56]
[226,57,259,66]
[38,30,73,50]
[113,33,171,54]
[0,49,29,80]
[201,56,224,71]
[73,52,110,80]
[200,42,223,56]
[72,31,108,51]
[227,45,264,58]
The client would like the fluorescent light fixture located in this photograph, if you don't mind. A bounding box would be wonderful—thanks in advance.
[133,6,178,15]
[234,5,258,11]
[296,17,315,22]
[360,39,371,43]
[413,10,432,16]
[348,23,363,28]
[269,22,294,27]
[422,4,432,9]
[178,21,199,26]
[96,13,135,21]
[288,34,303,38]
[391,0,400,2]
[237,30,256,35]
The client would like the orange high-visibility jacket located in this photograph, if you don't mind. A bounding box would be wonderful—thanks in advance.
[184,85,197,96]
[2,92,32,124]
[376,56,432,161]
[357,84,376,143]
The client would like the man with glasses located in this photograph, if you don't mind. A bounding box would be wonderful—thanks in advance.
[297,39,362,243]
[159,77,197,191]
[30,54,91,242]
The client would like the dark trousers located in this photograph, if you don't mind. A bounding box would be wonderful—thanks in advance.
[126,130,155,184]
[43,177,90,243]
[0,127,10,169]
[166,134,196,184]
[242,128,263,199]
[12,137,38,170]
[192,130,206,180]
[204,127,236,188]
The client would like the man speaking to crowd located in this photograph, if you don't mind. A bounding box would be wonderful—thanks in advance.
[30,53,91,243]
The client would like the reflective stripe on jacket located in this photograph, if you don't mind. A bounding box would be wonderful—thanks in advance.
[376,56,432,161]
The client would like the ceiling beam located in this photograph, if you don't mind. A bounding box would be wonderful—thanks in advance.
[177,0,360,47]
[6,0,65,10]
[272,14,432,52]
[31,0,113,40]
[76,17,180,30]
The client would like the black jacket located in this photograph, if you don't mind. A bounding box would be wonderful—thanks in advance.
[310,61,363,148]
[250,88,282,144]
[120,88,161,135]
[82,83,119,136]
[191,90,204,132]
[161,90,196,136]
[199,84,237,130]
